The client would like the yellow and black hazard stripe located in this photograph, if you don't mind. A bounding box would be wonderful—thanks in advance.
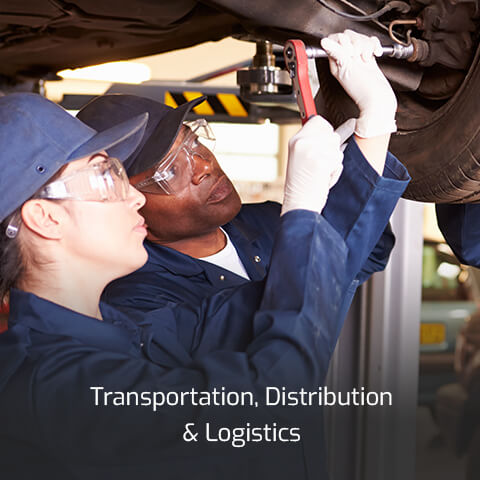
[164,91,249,118]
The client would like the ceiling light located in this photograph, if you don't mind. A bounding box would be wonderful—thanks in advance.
[58,61,151,84]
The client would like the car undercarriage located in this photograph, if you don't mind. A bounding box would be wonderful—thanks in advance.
[1,0,479,202]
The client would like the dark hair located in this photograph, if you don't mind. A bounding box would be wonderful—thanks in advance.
[0,163,72,300]
[0,208,24,300]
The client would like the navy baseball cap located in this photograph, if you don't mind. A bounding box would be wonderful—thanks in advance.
[0,93,148,223]
[76,94,206,176]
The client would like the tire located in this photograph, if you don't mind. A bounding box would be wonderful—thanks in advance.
[315,45,480,204]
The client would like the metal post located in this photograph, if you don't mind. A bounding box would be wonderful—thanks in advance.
[326,198,424,480]
[361,198,423,480]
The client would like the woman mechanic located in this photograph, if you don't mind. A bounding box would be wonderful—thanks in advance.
[0,36,409,480]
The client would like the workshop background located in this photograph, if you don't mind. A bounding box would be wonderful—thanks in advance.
[0,37,474,480]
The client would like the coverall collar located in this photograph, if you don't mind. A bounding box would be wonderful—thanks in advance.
[143,214,265,282]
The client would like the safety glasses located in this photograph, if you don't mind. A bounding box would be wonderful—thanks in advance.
[5,154,130,239]
[37,155,129,202]
[135,118,216,195]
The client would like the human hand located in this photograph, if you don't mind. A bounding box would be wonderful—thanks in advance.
[321,29,397,138]
[281,115,343,216]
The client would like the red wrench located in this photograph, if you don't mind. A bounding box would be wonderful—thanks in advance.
[284,40,317,125]
[284,39,414,125]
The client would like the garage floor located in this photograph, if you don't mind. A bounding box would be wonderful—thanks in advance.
[416,406,466,479]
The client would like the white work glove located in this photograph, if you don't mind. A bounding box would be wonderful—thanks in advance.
[281,116,344,216]
[321,29,397,138]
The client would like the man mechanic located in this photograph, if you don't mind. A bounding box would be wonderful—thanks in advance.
[77,30,408,327]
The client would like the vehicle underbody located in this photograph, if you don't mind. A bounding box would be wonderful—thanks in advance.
[1,0,479,202]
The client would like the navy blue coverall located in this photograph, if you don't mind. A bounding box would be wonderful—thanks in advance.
[0,205,405,480]
[436,203,480,267]
[104,139,408,329]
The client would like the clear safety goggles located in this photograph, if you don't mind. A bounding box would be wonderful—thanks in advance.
[5,155,130,239]
[37,155,129,202]
[135,118,216,195]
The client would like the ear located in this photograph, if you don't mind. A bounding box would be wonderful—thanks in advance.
[21,200,67,240]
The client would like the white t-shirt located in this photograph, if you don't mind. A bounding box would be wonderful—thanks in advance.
[200,229,250,280]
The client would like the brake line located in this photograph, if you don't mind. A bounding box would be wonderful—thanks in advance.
[316,0,410,22]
